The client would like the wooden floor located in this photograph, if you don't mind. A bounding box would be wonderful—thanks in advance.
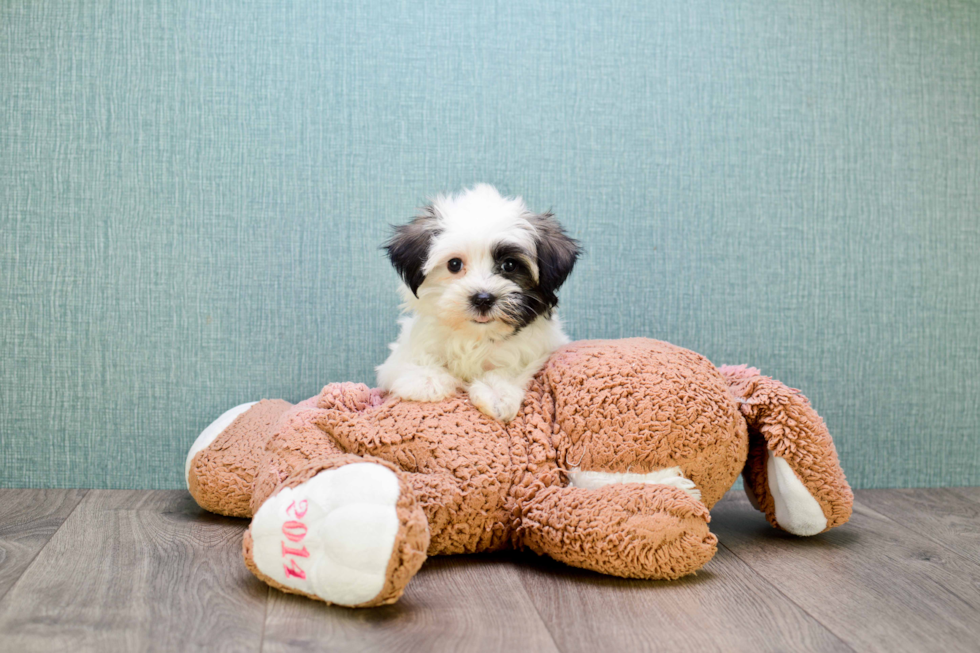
[0,488,978,652]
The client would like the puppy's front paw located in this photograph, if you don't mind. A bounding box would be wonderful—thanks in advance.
[389,366,459,403]
[467,378,524,423]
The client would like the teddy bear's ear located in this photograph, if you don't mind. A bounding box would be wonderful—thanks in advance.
[529,211,581,308]
[383,207,442,297]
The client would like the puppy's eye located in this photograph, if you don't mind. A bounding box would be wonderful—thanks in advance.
[447,258,463,273]
[501,259,518,273]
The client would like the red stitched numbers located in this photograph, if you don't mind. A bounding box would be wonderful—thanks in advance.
[287,499,308,518]
[281,500,310,580]
[283,557,306,579]
[282,521,308,542]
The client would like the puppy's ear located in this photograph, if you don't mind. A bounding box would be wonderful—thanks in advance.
[383,207,441,297]
[529,212,580,307]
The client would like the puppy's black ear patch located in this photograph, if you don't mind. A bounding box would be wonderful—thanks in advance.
[383,207,441,297]
[529,212,580,308]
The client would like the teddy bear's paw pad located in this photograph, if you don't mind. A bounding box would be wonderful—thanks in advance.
[567,466,702,501]
[249,463,401,606]
[185,402,257,487]
[767,452,828,536]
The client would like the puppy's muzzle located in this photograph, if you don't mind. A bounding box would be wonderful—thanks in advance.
[470,292,496,314]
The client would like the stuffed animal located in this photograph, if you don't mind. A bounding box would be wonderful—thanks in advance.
[186,338,852,608]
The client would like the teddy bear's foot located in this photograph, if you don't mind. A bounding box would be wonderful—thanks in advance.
[185,402,256,486]
[243,462,429,607]
[186,399,294,518]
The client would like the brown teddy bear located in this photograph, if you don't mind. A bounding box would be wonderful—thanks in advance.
[186,338,852,608]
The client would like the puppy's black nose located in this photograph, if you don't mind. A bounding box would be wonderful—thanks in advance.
[470,292,496,312]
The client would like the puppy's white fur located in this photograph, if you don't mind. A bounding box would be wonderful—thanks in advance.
[377,184,578,422]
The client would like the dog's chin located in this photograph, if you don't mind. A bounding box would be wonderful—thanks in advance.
[443,312,517,339]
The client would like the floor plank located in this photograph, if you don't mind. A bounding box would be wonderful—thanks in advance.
[517,538,850,653]
[0,489,87,602]
[0,490,267,653]
[710,492,980,653]
[951,486,980,504]
[859,488,980,568]
[262,553,560,653]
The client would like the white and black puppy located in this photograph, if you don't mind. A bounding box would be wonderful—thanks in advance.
[377,184,580,422]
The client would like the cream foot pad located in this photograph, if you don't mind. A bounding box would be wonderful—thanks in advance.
[767,452,828,536]
[249,463,401,606]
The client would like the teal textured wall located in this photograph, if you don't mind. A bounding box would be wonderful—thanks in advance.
[2,0,978,489]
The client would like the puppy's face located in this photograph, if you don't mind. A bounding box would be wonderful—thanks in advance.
[385,184,579,337]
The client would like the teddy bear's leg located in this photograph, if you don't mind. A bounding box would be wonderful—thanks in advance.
[397,471,514,555]
[519,483,718,580]
[186,399,294,518]
[719,364,853,536]
[243,455,430,608]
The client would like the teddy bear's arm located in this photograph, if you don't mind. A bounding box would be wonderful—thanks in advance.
[518,483,717,579]
[720,365,853,535]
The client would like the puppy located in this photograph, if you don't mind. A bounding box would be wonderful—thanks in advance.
[377,184,580,422]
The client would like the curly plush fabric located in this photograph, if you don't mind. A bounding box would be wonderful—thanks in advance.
[720,364,853,530]
[187,339,852,607]
[188,399,292,518]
